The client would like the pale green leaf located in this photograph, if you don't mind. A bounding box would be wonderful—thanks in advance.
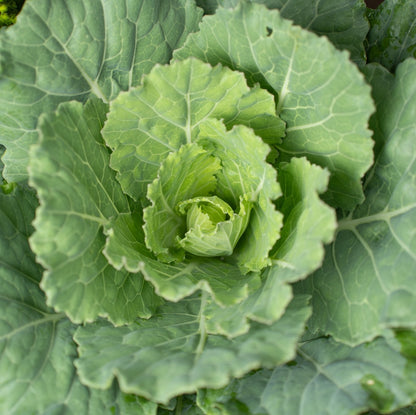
[29,98,161,324]
[196,119,283,273]
[272,157,336,273]
[175,2,374,209]
[104,212,260,308]
[367,0,416,72]
[144,142,222,263]
[296,58,416,345]
[203,157,335,337]
[177,195,251,258]
[0,0,202,182]
[102,58,285,201]
[74,294,310,405]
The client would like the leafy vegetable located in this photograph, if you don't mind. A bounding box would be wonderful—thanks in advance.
[366,0,416,71]
[1,0,416,414]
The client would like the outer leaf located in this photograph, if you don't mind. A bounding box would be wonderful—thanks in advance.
[259,333,416,415]
[104,212,260,308]
[175,2,374,209]
[0,185,157,415]
[201,331,416,415]
[29,98,161,324]
[204,157,336,337]
[74,295,311,405]
[0,0,202,182]
[296,59,416,345]
[208,0,369,65]
[367,0,416,72]
[102,58,285,201]
[196,374,269,415]
[367,405,416,415]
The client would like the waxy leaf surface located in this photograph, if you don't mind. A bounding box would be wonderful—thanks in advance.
[104,211,259,309]
[0,185,157,415]
[175,2,374,209]
[75,295,310,404]
[0,0,202,182]
[29,98,161,324]
[102,58,284,201]
[297,59,416,345]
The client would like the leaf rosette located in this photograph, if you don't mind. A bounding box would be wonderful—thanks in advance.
[101,57,286,305]
[141,119,282,273]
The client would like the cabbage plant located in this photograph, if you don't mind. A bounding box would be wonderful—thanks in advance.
[1,0,416,414]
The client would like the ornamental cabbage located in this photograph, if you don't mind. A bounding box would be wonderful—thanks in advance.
[1,0,416,414]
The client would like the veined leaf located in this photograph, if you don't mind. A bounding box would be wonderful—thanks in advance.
[0,184,157,415]
[104,212,260,309]
[196,0,369,65]
[196,119,282,273]
[29,98,161,324]
[74,294,310,404]
[201,331,416,415]
[144,142,222,263]
[203,157,335,337]
[0,0,202,182]
[296,59,416,345]
[367,0,416,72]
[175,2,374,209]
[102,58,285,201]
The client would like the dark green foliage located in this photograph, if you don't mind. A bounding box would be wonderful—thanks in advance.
[0,0,24,27]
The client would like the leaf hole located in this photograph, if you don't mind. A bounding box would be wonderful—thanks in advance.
[266,27,273,37]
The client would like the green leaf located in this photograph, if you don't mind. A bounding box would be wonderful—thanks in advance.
[204,331,416,415]
[196,119,283,273]
[203,157,335,338]
[74,294,310,405]
[144,142,223,262]
[29,98,161,324]
[367,0,416,72]
[362,63,396,159]
[196,371,270,415]
[208,0,369,65]
[0,184,157,415]
[102,57,285,201]
[175,2,374,209]
[0,0,202,182]
[177,195,251,258]
[258,333,416,415]
[104,212,260,308]
[272,157,336,273]
[296,58,416,345]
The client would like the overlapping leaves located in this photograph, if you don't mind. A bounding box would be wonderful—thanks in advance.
[29,98,161,324]
[0,184,157,415]
[175,2,374,209]
[197,0,369,65]
[2,0,416,414]
[196,331,416,415]
[74,295,310,404]
[297,58,416,345]
[0,0,202,182]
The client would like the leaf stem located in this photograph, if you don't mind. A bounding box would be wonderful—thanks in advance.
[195,290,208,358]
[175,395,183,415]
